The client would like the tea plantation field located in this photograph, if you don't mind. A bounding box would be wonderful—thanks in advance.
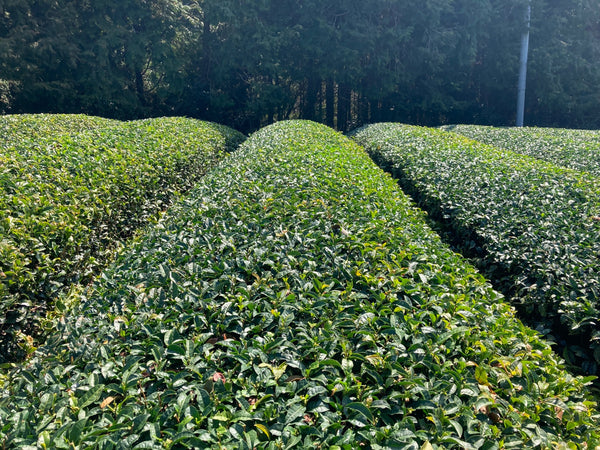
[0,115,245,363]
[441,125,600,177]
[353,123,600,379]
[1,119,599,449]
[1,114,120,149]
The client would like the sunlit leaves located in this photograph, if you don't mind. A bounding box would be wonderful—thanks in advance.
[0,115,245,362]
[444,125,600,177]
[353,122,600,375]
[1,120,597,448]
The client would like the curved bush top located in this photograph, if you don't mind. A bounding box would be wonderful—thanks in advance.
[441,124,600,177]
[1,120,597,448]
[0,115,245,362]
[353,122,600,375]
[0,114,120,149]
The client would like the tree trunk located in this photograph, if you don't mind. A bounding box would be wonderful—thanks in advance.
[358,94,370,127]
[337,82,351,132]
[135,69,146,106]
[302,76,320,121]
[325,78,335,128]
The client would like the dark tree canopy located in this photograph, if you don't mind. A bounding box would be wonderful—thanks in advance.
[1,0,599,132]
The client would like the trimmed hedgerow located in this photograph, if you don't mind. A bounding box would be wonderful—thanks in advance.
[1,120,597,448]
[0,114,119,149]
[441,124,600,177]
[0,116,245,362]
[353,123,600,376]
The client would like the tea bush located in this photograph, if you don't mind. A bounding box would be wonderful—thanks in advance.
[1,121,597,448]
[0,115,245,362]
[442,125,600,177]
[0,114,119,149]
[353,123,600,376]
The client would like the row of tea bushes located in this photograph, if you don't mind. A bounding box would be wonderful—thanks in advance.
[0,114,119,149]
[1,121,597,448]
[441,125,600,177]
[352,123,600,376]
[0,116,245,362]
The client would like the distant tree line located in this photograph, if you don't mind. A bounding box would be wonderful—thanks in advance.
[1,0,599,133]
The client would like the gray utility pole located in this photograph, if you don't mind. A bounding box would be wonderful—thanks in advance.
[516,1,531,127]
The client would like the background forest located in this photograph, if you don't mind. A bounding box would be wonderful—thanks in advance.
[1,0,599,133]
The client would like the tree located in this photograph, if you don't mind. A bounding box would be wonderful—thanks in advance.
[1,0,598,129]
[525,0,600,128]
[0,0,200,118]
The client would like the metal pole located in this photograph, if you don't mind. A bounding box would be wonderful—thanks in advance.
[516,1,531,127]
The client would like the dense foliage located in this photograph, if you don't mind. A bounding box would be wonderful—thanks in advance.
[352,123,600,376]
[441,125,600,177]
[0,114,119,147]
[0,115,245,363]
[1,1,599,132]
[1,120,598,448]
